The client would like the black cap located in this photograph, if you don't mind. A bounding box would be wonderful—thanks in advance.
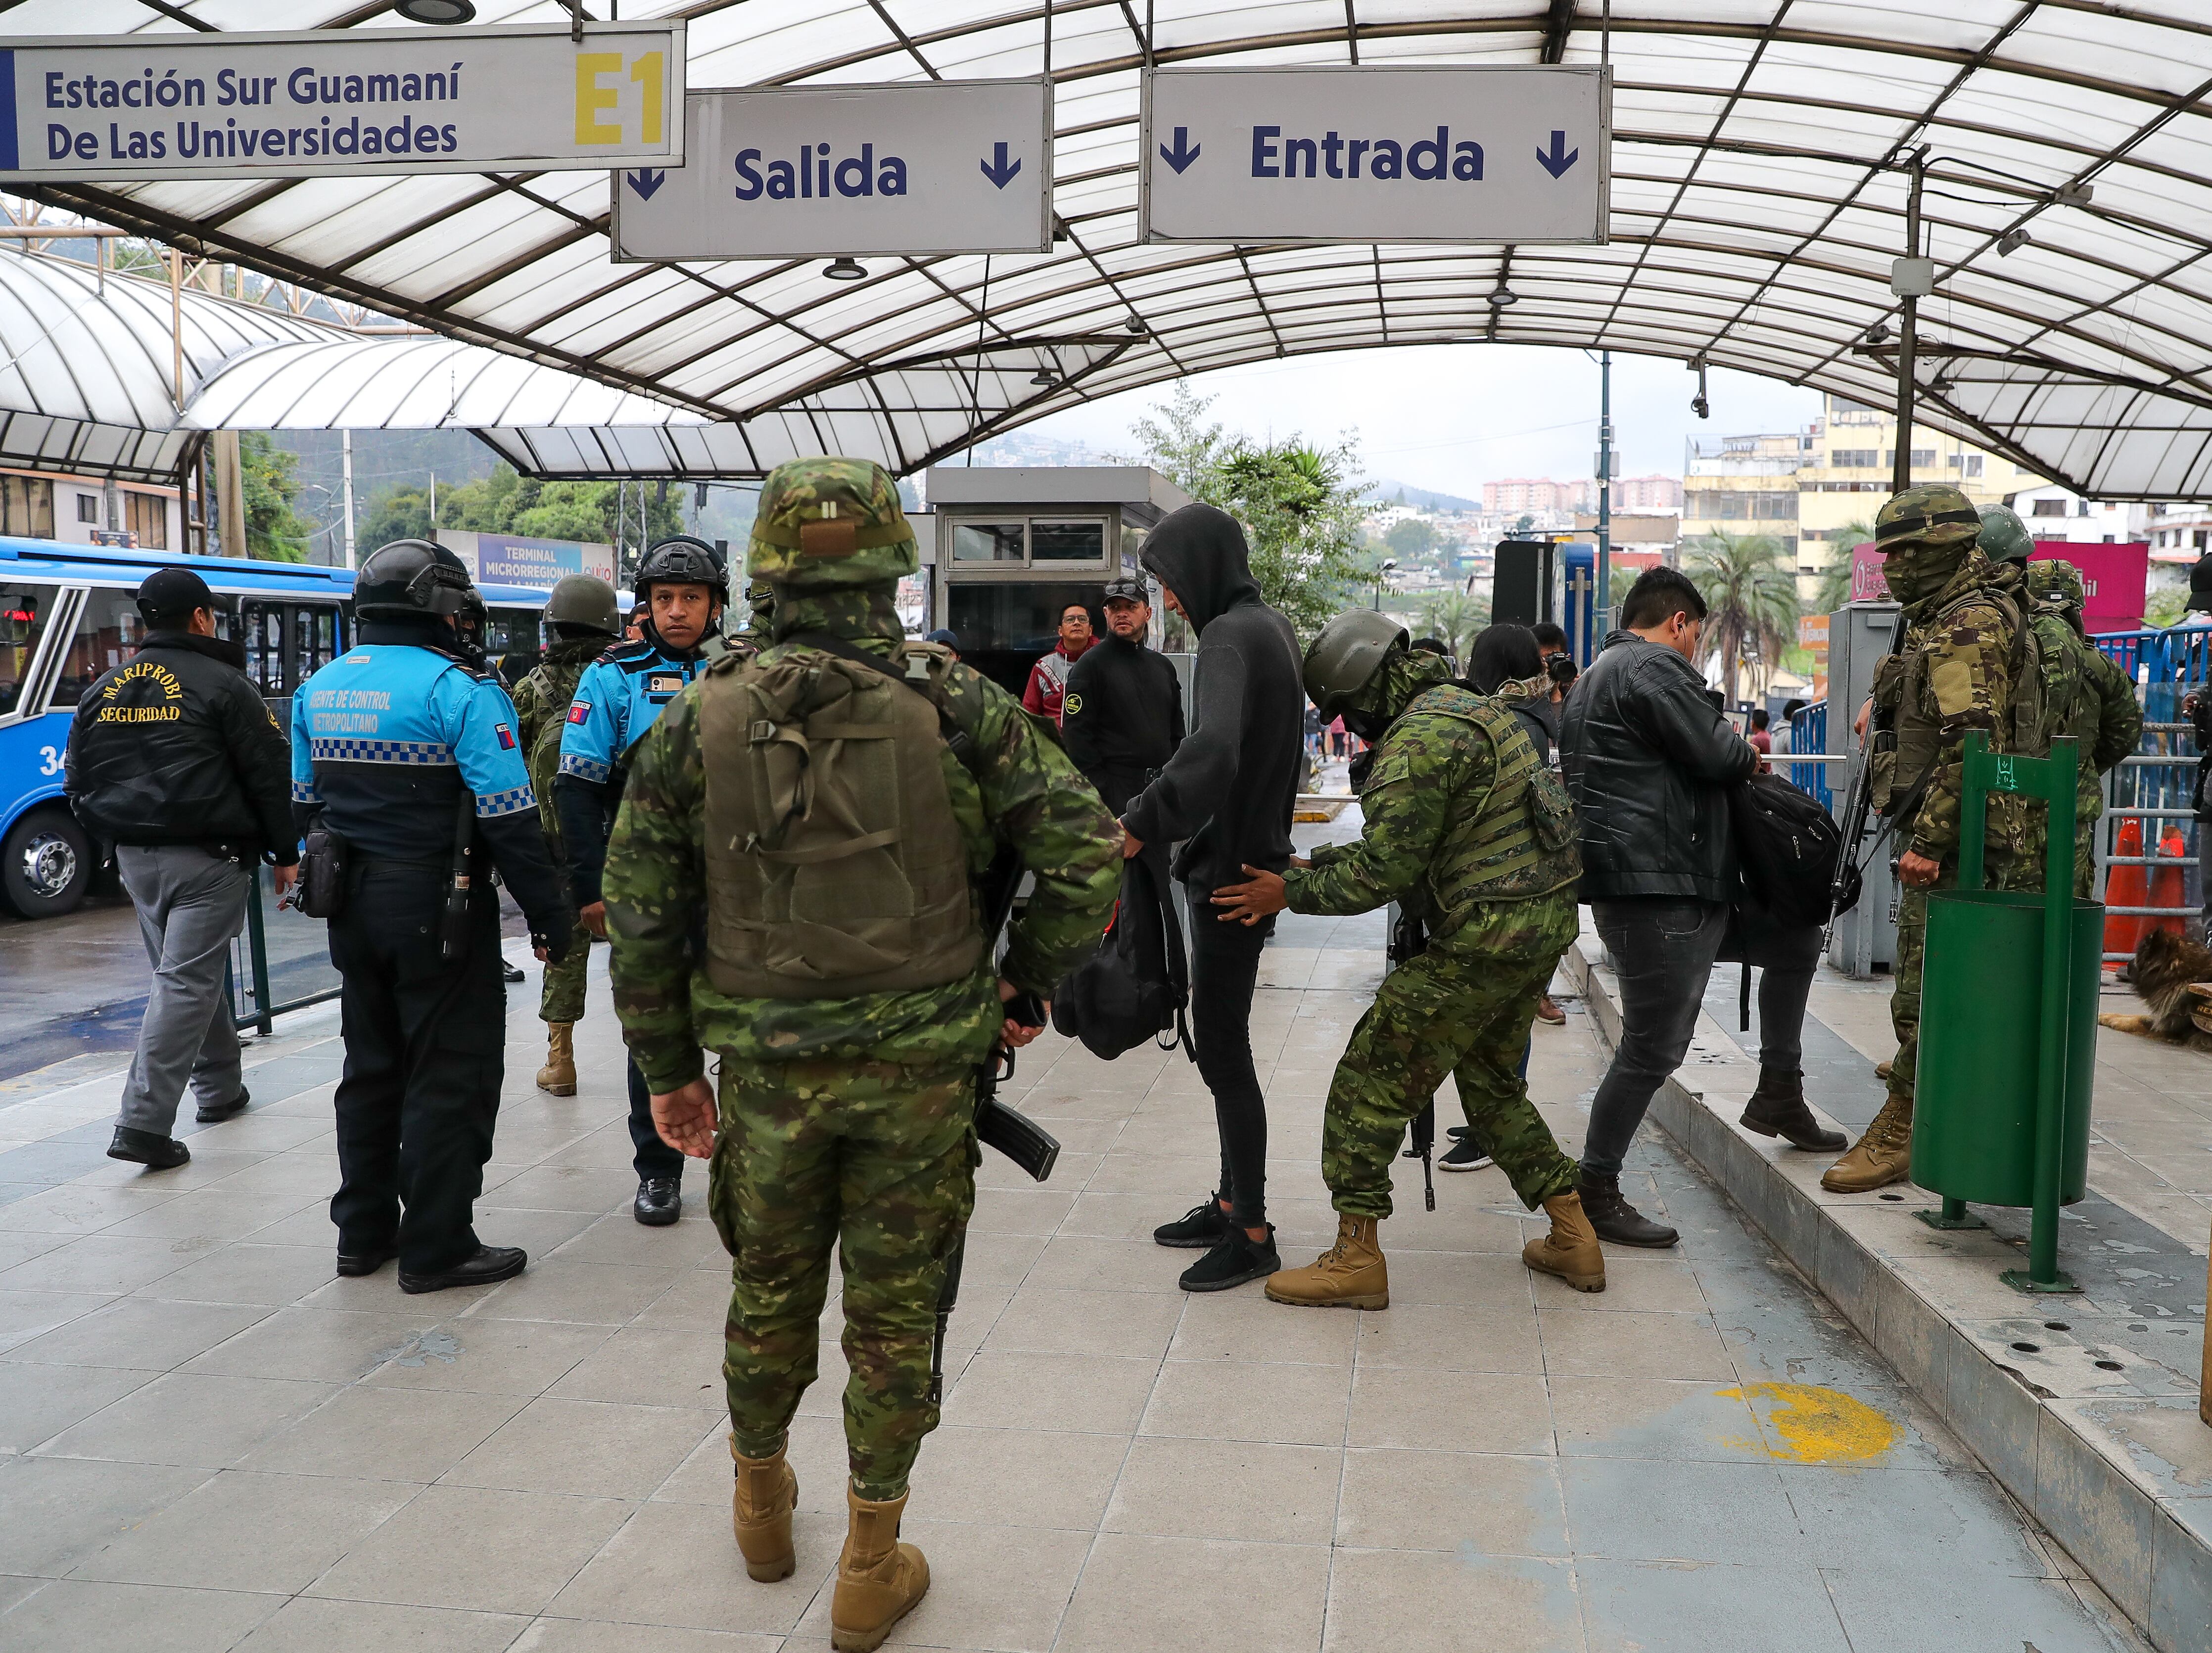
[137,567,214,625]
[1102,576,1147,604]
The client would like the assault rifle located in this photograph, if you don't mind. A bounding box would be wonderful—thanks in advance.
[1821,614,1905,957]
[1387,903,1438,1212]
[929,847,1062,1403]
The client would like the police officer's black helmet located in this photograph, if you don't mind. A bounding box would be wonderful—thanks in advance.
[634,535,729,599]
[356,539,479,620]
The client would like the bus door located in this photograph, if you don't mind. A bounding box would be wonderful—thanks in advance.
[235,597,342,719]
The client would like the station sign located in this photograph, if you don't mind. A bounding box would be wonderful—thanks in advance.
[612,80,1052,262]
[438,529,614,592]
[1140,65,1608,245]
[1,21,683,182]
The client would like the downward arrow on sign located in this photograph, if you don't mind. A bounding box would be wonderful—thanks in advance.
[1535,131,1579,179]
[627,168,667,199]
[980,142,1022,189]
[1158,126,1202,174]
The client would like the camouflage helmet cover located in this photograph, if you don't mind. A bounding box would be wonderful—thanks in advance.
[749,457,918,591]
[1304,608,1408,720]
[1976,504,2034,565]
[1875,483,1982,551]
[2022,557,2086,613]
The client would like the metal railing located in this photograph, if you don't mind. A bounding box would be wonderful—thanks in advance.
[228,864,341,1034]
[2088,628,2204,960]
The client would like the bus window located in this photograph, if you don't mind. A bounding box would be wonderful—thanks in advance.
[485,607,539,657]
[292,604,338,685]
[0,584,54,715]
[239,601,284,697]
[48,590,146,706]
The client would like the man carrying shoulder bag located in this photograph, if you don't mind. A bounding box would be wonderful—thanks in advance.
[66,568,299,1169]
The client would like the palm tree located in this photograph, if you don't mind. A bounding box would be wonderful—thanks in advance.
[1683,529,1800,701]
[1415,591,1487,663]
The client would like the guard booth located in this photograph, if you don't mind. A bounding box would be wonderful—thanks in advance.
[920,467,1195,697]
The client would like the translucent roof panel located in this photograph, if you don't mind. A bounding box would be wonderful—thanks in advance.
[9,2,2212,496]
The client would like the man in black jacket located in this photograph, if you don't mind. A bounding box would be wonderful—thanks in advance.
[1559,568,1758,1246]
[66,568,299,1170]
[1120,505,1304,1292]
[1060,574,1184,815]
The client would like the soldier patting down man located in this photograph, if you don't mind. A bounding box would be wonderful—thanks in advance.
[601,459,1118,1651]
[1211,610,1605,1302]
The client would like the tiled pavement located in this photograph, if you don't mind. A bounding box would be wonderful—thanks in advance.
[0,928,2148,1653]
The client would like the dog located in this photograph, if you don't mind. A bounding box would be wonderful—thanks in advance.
[2097,927,2212,1052]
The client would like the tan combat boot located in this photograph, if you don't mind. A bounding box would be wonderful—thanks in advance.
[1874,1058,1893,1083]
[1821,1092,1915,1193]
[1521,1192,1605,1293]
[1264,1214,1389,1310]
[536,1023,577,1097]
[830,1482,930,1653]
[731,1441,798,1583]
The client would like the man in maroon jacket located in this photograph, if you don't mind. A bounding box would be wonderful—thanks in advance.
[1021,600,1095,724]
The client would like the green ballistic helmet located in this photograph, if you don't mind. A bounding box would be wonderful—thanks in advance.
[1875,483,1982,551]
[2022,557,2086,613]
[1303,609,1408,720]
[1976,504,2034,565]
[543,573,620,636]
[749,457,918,592]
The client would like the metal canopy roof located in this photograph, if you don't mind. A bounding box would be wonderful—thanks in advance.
[11,2,2212,498]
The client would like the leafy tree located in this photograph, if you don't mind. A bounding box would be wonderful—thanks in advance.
[1512,513,1535,536]
[1415,590,1487,662]
[239,433,316,561]
[1386,516,1438,560]
[356,484,431,557]
[1684,529,1799,701]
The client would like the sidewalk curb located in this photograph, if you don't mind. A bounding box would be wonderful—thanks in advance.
[1565,937,2212,1653]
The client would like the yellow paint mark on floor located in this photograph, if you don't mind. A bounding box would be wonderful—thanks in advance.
[1719,1382,1902,1464]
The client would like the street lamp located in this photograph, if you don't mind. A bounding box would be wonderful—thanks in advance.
[1373,558,1397,610]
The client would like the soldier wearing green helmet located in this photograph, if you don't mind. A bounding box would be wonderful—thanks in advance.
[601,456,1117,1651]
[1825,482,2046,1194]
[1211,608,1602,1303]
[2020,557,2144,897]
[1977,503,2035,566]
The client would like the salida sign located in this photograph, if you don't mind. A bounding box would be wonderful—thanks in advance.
[612,80,1052,261]
[2,21,683,180]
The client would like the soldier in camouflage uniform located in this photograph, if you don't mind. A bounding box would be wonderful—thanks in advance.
[511,574,621,1095]
[2021,558,2144,898]
[602,458,1117,1653]
[1212,611,1603,1301]
[1825,484,2045,1193]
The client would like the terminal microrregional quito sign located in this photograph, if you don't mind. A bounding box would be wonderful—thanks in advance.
[1140,65,1608,245]
[1,21,683,181]
[612,80,1053,261]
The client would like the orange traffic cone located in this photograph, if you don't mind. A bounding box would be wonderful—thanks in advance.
[2152,824,2190,941]
[2104,815,2148,959]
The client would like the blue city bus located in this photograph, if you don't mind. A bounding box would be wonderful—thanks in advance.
[0,540,550,919]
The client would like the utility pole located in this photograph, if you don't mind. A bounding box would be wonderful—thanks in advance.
[340,429,357,568]
[213,431,245,558]
[1891,150,1931,495]
[427,470,437,539]
[1596,349,1613,635]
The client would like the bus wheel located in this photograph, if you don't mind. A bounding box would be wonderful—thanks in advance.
[0,809,91,919]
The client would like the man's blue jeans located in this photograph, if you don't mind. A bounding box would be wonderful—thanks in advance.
[1581,899,1730,1179]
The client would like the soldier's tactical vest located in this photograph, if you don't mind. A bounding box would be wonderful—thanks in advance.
[521,655,587,846]
[697,643,983,999]
[1402,686,1582,939]
[1869,581,2044,817]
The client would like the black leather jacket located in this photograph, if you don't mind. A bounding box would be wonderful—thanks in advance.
[1559,630,1758,903]
[65,632,298,863]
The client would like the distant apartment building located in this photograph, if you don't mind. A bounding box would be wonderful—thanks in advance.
[2004,482,2149,545]
[1484,477,1595,513]
[1607,474,1683,511]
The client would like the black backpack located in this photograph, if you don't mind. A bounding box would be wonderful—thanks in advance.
[1051,851,1193,1061]
[1729,769,1856,931]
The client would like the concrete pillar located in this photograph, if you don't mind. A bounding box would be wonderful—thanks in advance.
[212,430,246,558]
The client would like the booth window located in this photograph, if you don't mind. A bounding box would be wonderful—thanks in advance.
[1031,521,1106,562]
[952,523,1024,563]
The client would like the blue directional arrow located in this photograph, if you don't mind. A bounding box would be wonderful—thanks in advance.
[1535,131,1579,179]
[626,168,667,199]
[980,142,1022,189]
[1158,126,1202,174]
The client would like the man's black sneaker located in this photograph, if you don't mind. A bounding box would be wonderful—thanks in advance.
[1154,1194,1232,1249]
[502,961,526,983]
[634,1177,681,1226]
[107,1126,188,1169]
[1438,1135,1493,1173]
[1178,1225,1279,1292]
[195,1086,250,1125]
[1575,1173,1679,1248]
[335,1246,396,1278]
[399,1245,527,1294]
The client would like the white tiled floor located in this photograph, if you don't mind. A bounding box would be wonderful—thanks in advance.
[0,948,2145,1652]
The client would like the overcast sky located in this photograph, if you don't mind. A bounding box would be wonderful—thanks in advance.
[1025,344,1824,501]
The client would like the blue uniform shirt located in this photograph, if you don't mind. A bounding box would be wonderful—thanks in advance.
[291,643,536,860]
[558,639,706,783]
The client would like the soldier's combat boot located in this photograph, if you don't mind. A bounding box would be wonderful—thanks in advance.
[1875,1058,1894,1082]
[1821,1092,1915,1193]
[831,1482,929,1653]
[1522,1192,1605,1292]
[731,1442,798,1583]
[1739,1067,1846,1151]
[536,1023,577,1097]
[1264,1214,1389,1310]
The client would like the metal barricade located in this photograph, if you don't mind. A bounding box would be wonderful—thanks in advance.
[2089,627,2205,962]
[1786,702,1831,808]
[227,864,342,1034]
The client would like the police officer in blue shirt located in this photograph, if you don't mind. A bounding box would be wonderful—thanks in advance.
[292,541,572,1294]
[556,535,729,1227]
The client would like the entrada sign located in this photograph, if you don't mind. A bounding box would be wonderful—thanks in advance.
[2,21,683,180]
[1140,65,1609,245]
[612,81,1052,261]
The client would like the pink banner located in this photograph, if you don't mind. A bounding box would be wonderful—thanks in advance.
[1845,538,2148,627]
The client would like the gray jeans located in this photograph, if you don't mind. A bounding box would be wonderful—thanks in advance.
[1582,898,1731,1180]
[116,845,249,1137]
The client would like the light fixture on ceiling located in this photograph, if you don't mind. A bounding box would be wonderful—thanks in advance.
[824,257,866,281]
[2053,182,2093,209]
[1997,228,2030,256]
[1030,368,1058,387]
[1125,316,1147,334]
[1930,372,1955,394]
[394,0,477,22]
[1688,356,1711,421]
[1863,321,1892,346]
[1486,287,1519,308]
